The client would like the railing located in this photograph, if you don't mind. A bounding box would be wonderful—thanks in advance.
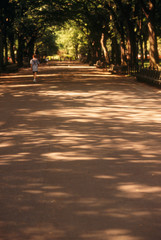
[136,68,161,86]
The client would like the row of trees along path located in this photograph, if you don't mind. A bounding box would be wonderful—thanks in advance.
[0,0,161,70]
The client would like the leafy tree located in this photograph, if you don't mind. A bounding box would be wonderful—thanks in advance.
[36,29,58,58]
[0,0,9,68]
[1,0,161,70]
[2,0,74,67]
[140,0,160,68]
[55,21,88,60]
[70,0,110,64]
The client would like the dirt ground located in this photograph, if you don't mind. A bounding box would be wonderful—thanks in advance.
[0,61,161,240]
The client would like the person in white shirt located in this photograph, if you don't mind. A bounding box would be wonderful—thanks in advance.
[30,54,40,83]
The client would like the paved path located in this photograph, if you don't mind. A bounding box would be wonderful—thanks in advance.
[0,62,161,240]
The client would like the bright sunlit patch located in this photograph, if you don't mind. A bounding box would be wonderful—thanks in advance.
[80,73,111,77]
[0,73,57,79]
[23,190,43,194]
[67,118,92,123]
[151,171,161,175]
[102,157,117,161]
[141,154,157,158]
[130,160,160,164]
[104,208,156,219]
[46,192,71,198]
[0,142,13,148]
[52,65,95,69]
[95,175,117,179]
[81,229,143,240]
[0,152,30,163]
[0,74,33,79]
[117,183,161,198]
[42,152,96,161]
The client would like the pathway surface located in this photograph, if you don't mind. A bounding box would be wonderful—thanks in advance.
[0,62,161,240]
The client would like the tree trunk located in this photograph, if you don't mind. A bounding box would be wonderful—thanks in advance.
[140,35,144,67]
[129,28,137,67]
[126,36,131,72]
[100,31,110,64]
[148,21,159,68]
[143,37,148,60]
[10,39,15,64]
[0,28,3,69]
[113,0,138,68]
[119,26,126,65]
[111,36,121,65]
[4,34,8,65]
[141,0,159,69]
[74,43,79,60]
[125,24,138,73]
[17,34,24,67]
[120,40,126,65]
[0,9,4,69]
[138,19,144,67]
[8,32,15,64]
[90,37,101,65]
[116,39,121,65]
[27,39,35,65]
[94,38,101,62]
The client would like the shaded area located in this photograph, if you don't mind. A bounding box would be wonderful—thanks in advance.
[0,62,161,240]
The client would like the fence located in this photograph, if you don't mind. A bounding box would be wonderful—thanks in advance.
[136,68,161,86]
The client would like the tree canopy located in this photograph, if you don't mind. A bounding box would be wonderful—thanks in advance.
[1,0,161,70]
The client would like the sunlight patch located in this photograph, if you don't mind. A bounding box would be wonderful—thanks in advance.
[81,229,143,240]
[0,141,13,148]
[117,183,161,198]
[95,175,117,180]
[42,152,96,161]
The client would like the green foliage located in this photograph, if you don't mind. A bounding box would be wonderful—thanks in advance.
[1,0,161,68]
[36,29,58,56]
[55,21,88,59]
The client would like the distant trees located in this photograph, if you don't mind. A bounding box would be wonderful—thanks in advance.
[140,0,160,68]
[0,0,69,69]
[0,0,161,70]
[55,21,88,60]
[70,0,161,69]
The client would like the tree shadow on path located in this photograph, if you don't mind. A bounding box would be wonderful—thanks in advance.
[0,62,161,240]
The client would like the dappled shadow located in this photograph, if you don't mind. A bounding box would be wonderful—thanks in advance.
[0,62,161,240]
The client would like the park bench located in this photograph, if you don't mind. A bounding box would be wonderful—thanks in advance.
[136,68,161,86]
[112,65,128,74]
[95,61,128,74]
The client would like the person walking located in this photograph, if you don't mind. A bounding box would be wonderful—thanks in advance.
[30,54,40,83]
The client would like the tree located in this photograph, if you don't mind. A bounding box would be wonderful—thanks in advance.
[71,0,110,64]
[140,0,159,68]
[55,21,88,60]
[36,29,58,58]
[0,0,9,69]
[1,0,161,71]
[2,0,73,67]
